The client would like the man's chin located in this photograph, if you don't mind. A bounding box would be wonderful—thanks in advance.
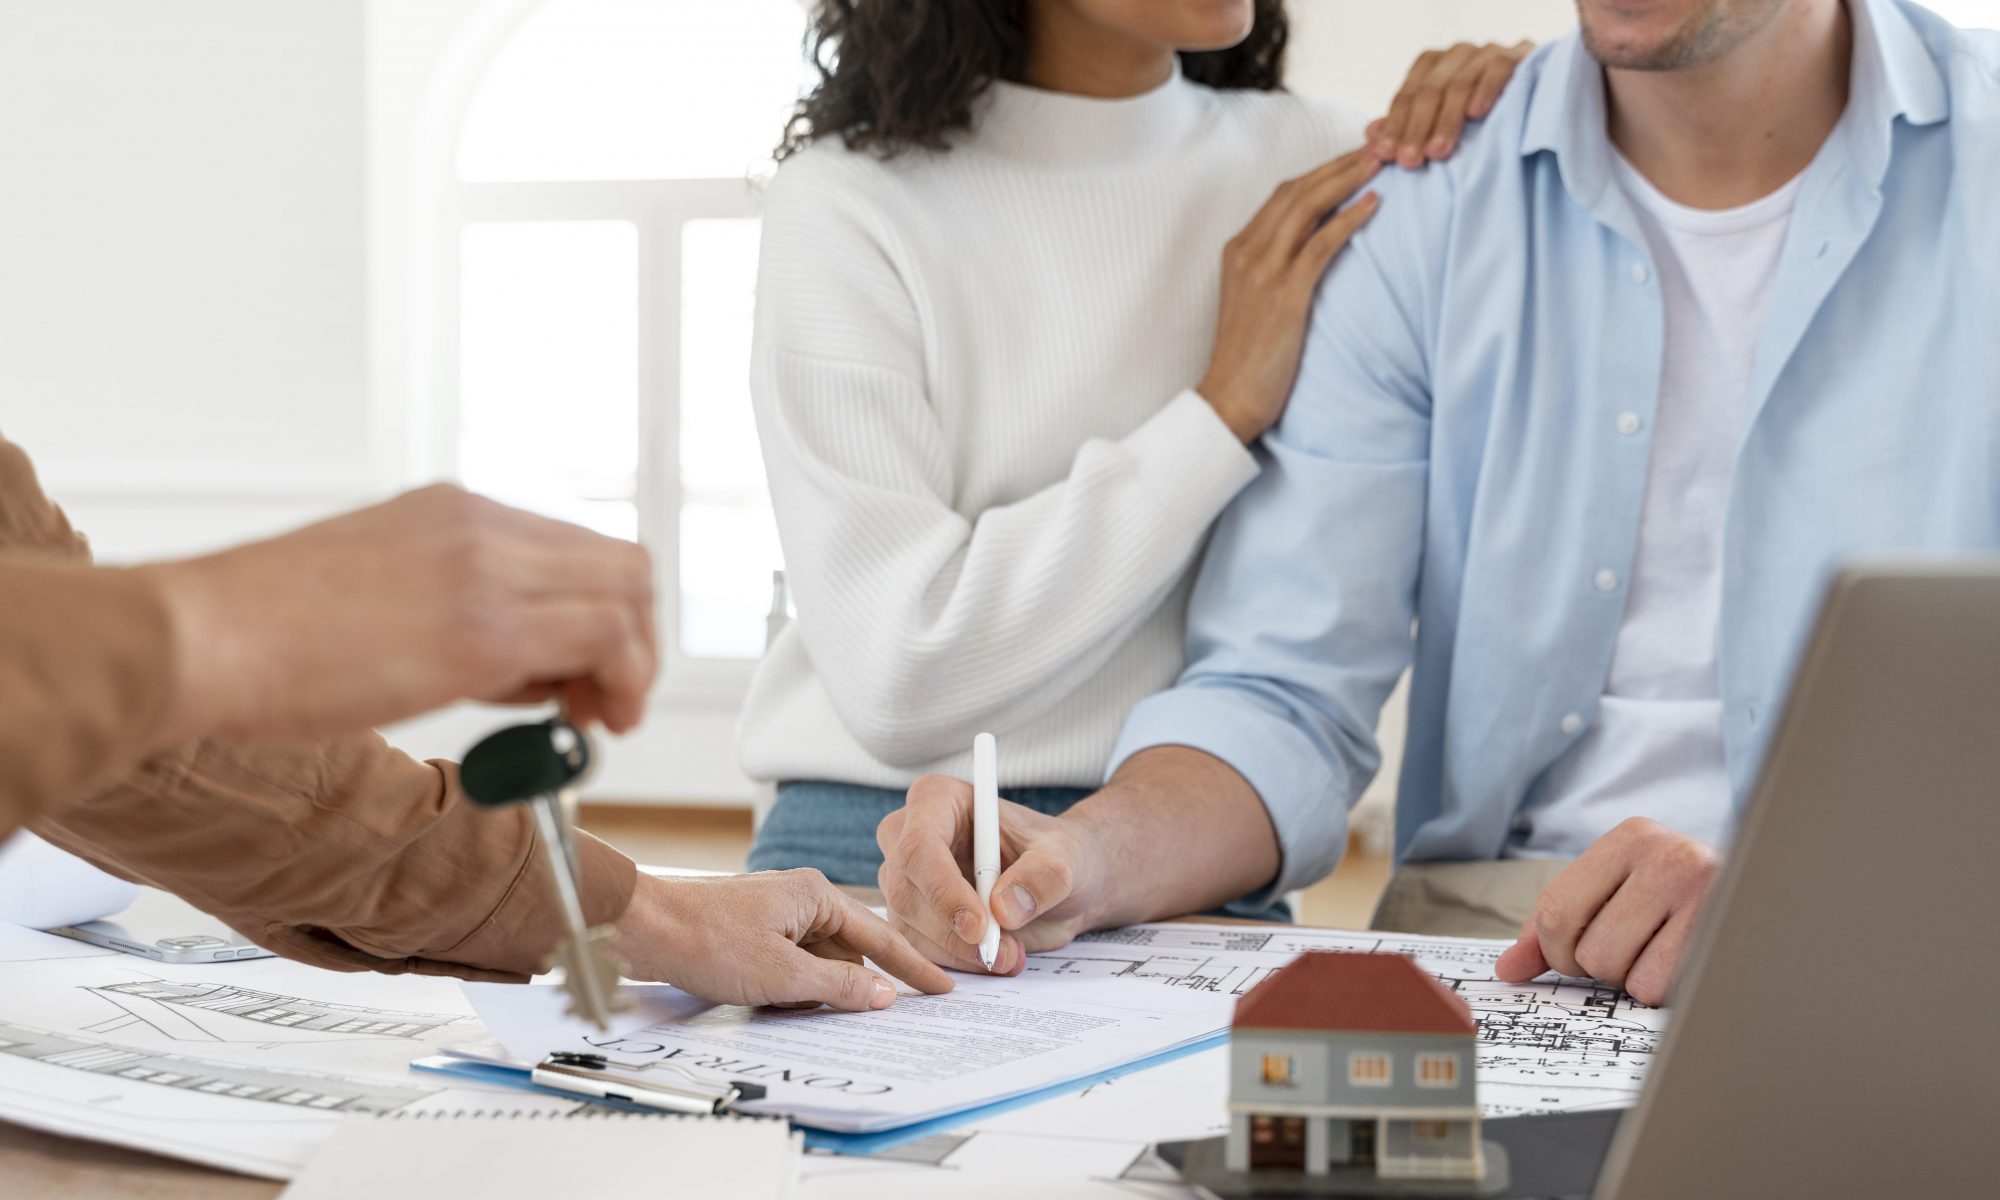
[1582,30,1691,71]
[1578,0,1728,71]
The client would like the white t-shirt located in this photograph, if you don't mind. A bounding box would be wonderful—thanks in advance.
[1510,154,1805,859]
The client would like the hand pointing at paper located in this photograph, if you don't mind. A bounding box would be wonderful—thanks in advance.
[613,870,955,1010]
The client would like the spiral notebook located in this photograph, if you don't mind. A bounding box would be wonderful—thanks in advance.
[278,1109,800,1199]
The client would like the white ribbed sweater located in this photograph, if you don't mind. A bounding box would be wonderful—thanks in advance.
[738,69,1366,790]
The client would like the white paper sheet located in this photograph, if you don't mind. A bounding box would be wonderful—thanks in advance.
[461,979,714,1055]
[0,925,579,1179]
[461,968,1234,1133]
[0,833,139,927]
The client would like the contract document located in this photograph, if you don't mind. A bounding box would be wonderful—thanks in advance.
[462,968,1235,1134]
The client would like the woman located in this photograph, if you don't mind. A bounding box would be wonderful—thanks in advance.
[740,0,1525,909]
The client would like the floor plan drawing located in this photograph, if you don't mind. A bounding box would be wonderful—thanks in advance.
[1017,923,1664,1114]
[1437,976,1658,1076]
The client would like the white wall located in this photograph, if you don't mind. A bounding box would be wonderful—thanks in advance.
[1289,0,1578,112]
[0,0,382,562]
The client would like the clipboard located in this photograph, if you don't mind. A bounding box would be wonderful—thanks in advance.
[412,1031,1226,1154]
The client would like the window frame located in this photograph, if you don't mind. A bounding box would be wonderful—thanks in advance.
[1415,1052,1460,1088]
[1411,1120,1453,1143]
[1259,1053,1296,1086]
[435,176,769,703]
[1347,1051,1392,1087]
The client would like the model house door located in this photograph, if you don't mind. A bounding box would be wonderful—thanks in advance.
[1249,1116,1307,1170]
[1351,1119,1377,1166]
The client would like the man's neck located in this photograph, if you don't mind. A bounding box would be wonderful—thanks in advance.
[1607,0,1852,209]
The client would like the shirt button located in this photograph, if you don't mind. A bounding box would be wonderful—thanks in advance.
[1560,713,1584,735]
[1594,568,1619,592]
[1630,262,1650,285]
[1616,412,1643,436]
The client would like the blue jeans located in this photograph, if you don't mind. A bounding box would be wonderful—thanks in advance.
[749,780,1290,923]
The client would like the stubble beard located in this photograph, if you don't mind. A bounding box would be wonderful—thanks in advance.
[1578,0,1745,71]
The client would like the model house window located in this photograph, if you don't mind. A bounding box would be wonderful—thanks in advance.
[1259,1054,1295,1086]
[1416,1053,1460,1088]
[1412,1120,1453,1143]
[1348,1052,1391,1086]
[449,0,812,686]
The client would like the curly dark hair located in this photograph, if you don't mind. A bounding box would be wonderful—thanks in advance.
[776,1,1289,161]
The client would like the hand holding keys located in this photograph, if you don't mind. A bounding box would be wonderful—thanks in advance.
[461,711,630,1031]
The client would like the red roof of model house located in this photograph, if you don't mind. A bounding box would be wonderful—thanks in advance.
[1234,952,1476,1036]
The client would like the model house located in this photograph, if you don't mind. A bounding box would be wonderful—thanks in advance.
[1226,952,1483,1182]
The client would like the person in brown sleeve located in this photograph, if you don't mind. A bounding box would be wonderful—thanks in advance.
[0,433,950,1010]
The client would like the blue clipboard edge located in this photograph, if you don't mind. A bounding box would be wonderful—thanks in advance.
[411,1031,1226,1155]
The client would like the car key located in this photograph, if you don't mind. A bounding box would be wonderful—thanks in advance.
[460,710,629,1032]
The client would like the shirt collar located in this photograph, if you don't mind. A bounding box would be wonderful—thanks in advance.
[1521,0,1949,209]
[975,60,1207,168]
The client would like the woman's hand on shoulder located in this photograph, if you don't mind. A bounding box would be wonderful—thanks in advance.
[1197,41,1533,446]
[612,869,954,1010]
[1198,150,1382,443]
[1367,40,1535,169]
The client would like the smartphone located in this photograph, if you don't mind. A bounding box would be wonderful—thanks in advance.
[45,886,274,963]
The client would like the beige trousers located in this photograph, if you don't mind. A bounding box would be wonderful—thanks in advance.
[1367,859,1574,939]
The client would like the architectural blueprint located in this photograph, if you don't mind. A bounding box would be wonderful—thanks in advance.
[0,923,577,1178]
[1020,923,1661,1116]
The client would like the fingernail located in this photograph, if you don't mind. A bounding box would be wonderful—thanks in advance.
[1429,137,1451,157]
[952,908,982,944]
[1007,885,1037,922]
[1400,149,1423,169]
[871,981,895,1010]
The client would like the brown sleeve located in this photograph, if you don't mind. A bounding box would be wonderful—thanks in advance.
[0,563,178,841]
[0,432,641,981]
[0,433,179,838]
[34,733,638,982]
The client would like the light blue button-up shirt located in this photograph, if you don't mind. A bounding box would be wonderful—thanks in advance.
[1110,0,2000,896]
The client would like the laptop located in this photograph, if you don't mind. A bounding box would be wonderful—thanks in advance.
[1575,560,2000,1198]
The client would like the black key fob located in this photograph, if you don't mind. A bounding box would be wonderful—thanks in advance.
[460,718,591,809]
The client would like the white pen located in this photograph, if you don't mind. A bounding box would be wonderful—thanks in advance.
[972,732,1001,971]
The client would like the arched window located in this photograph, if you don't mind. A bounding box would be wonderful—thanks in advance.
[445,0,808,696]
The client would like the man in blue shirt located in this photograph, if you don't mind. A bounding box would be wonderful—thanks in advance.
[875,0,1998,1005]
